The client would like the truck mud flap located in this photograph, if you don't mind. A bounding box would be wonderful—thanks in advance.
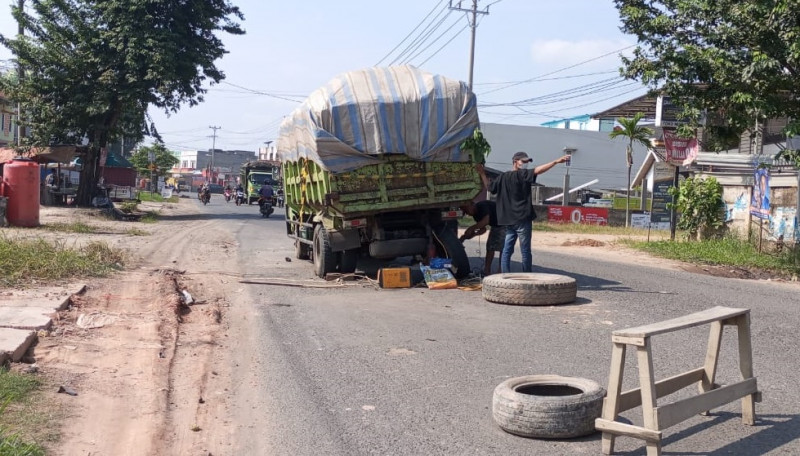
[328,228,361,252]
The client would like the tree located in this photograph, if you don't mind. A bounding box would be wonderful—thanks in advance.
[0,0,243,206]
[608,112,653,227]
[614,0,800,161]
[129,144,178,177]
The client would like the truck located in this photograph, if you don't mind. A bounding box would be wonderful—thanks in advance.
[277,65,487,279]
[239,160,279,205]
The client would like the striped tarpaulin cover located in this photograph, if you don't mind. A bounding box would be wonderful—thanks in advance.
[277,65,479,173]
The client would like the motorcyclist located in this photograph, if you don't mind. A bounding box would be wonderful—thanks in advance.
[199,183,211,202]
[258,180,274,205]
[234,183,245,205]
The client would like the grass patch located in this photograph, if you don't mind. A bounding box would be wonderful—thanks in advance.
[125,227,149,236]
[137,192,179,203]
[41,222,97,234]
[0,237,125,287]
[625,236,800,274]
[117,201,139,213]
[533,222,667,238]
[139,211,159,223]
[0,369,47,456]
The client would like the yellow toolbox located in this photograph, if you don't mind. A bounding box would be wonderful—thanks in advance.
[378,267,411,288]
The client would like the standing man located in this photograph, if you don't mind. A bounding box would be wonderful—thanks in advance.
[478,152,570,273]
[459,200,506,276]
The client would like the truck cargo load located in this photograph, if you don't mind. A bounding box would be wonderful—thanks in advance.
[278,65,487,279]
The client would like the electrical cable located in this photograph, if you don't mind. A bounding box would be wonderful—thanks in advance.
[478,44,636,96]
[375,0,446,66]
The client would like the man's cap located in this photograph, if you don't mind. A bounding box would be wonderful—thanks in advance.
[512,151,532,163]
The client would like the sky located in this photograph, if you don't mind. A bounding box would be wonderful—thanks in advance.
[0,0,644,153]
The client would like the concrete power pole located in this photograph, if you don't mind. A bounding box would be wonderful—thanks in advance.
[449,0,489,90]
[208,125,221,183]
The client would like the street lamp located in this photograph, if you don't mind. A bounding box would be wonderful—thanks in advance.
[562,147,577,206]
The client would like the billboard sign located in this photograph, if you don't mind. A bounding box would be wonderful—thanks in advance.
[547,206,609,225]
[663,129,698,165]
[750,168,770,220]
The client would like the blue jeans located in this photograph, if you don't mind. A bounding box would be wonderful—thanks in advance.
[501,222,532,273]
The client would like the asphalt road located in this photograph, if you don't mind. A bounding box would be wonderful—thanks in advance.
[197,198,799,456]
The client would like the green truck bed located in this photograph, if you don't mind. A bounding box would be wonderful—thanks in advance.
[282,156,482,219]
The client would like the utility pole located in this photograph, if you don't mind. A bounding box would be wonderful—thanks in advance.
[208,125,221,183]
[15,0,24,146]
[449,0,489,90]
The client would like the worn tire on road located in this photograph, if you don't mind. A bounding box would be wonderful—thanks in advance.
[482,273,576,306]
[492,375,605,439]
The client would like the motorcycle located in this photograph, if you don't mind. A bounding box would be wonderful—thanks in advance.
[235,189,245,206]
[201,189,211,205]
[258,196,274,218]
[224,188,232,203]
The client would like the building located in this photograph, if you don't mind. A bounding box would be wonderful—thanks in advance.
[172,149,258,187]
[540,114,620,132]
[480,122,649,193]
[603,94,799,241]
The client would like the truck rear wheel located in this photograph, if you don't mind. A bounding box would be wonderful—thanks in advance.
[433,227,471,280]
[313,225,336,278]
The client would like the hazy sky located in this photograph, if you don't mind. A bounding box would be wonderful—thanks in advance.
[0,1,642,152]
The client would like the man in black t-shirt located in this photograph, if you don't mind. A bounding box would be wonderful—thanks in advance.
[459,200,507,276]
[477,151,569,273]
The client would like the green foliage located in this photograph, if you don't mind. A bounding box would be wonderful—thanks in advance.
[667,177,725,239]
[461,128,491,164]
[129,144,179,176]
[614,0,800,164]
[0,0,244,205]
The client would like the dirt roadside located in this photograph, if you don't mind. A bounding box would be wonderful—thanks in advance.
[4,200,242,455]
[3,202,795,454]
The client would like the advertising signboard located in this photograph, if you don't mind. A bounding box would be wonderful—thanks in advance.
[651,178,673,224]
[547,206,609,225]
[663,129,698,165]
[750,168,770,220]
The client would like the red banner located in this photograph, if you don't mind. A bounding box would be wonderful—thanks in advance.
[663,129,698,165]
[547,206,609,225]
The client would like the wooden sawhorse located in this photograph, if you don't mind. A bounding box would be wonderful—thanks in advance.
[595,306,761,456]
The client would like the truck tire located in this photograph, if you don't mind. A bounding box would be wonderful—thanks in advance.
[313,225,336,278]
[295,239,310,260]
[433,227,470,280]
[492,375,605,439]
[338,249,358,274]
[482,273,577,306]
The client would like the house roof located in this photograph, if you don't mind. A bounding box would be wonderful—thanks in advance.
[631,148,667,188]
[593,93,657,119]
[0,145,81,164]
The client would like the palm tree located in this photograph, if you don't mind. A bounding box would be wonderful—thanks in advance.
[608,112,653,227]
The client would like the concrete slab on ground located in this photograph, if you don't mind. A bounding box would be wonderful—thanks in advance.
[0,306,55,330]
[0,283,85,311]
[0,327,36,364]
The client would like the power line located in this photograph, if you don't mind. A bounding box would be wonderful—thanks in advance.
[478,44,636,96]
[389,4,452,65]
[416,21,470,66]
[404,14,465,65]
[374,0,446,66]
[219,81,305,103]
